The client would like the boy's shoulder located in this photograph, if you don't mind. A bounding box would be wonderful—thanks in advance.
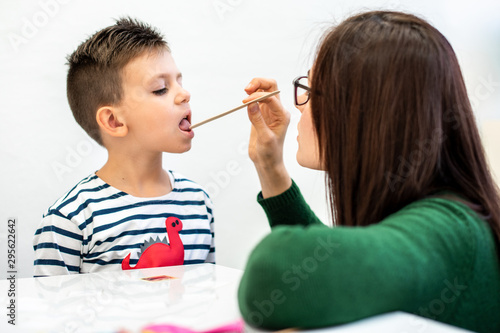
[44,173,118,217]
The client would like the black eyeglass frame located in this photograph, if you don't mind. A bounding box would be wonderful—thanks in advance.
[293,75,311,106]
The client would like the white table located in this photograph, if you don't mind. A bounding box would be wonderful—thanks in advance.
[0,264,474,333]
[277,311,474,333]
[1,264,243,333]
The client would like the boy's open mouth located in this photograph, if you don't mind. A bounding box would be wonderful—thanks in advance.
[179,115,191,132]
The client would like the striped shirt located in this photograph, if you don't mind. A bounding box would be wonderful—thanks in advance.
[33,170,215,277]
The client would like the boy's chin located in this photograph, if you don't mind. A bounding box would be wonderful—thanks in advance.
[166,144,192,154]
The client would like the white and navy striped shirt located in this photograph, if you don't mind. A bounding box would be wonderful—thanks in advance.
[33,170,215,277]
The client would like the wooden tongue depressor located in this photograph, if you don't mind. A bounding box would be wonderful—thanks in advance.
[189,90,280,129]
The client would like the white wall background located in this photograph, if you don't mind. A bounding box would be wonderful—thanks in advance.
[0,0,499,279]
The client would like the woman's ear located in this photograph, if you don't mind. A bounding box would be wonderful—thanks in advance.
[96,106,128,138]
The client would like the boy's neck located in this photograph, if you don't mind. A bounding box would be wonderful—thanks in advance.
[96,151,172,198]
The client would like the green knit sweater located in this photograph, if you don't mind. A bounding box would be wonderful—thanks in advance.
[237,181,500,332]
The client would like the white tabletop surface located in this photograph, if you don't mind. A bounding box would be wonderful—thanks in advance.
[275,311,474,333]
[1,264,475,333]
[1,264,243,333]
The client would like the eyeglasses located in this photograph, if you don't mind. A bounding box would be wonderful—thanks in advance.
[293,75,311,106]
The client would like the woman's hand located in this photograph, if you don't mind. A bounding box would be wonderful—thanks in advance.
[244,78,292,198]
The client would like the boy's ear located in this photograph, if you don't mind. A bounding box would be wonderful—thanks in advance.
[96,106,128,138]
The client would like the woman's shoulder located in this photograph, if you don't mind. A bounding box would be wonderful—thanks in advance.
[383,195,491,237]
[377,195,497,273]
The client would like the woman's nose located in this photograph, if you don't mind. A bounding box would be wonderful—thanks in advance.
[295,103,305,114]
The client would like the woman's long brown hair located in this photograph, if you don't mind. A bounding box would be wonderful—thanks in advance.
[311,11,500,248]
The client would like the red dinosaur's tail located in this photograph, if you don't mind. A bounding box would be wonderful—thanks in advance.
[121,253,132,270]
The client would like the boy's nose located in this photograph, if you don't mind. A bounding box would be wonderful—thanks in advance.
[176,87,191,104]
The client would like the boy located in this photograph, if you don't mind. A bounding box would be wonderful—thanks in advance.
[33,18,215,277]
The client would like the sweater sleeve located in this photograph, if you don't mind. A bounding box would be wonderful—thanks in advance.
[257,180,324,228]
[238,192,481,329]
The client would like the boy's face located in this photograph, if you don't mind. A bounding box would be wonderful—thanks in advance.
[117,49,194,153]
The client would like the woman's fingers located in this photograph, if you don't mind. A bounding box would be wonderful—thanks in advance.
[242,92,283,122]
[246,103,273,138]
[244,78,279,95]
[243,78,290,131]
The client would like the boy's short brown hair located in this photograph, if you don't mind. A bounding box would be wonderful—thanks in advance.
[66,17,169,146]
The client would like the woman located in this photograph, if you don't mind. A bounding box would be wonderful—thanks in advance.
[238,10,500,333]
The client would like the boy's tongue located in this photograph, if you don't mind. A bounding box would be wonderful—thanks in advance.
[179,118,191,131]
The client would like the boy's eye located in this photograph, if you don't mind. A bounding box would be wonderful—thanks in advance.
[153,88,167,96]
